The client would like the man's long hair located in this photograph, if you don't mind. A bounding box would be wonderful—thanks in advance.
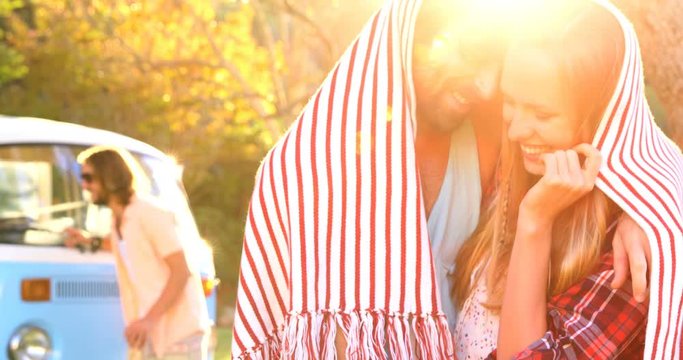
[79,147,135,206]
[453,1,625,310]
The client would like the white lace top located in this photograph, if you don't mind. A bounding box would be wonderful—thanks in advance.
[453,277,499,359]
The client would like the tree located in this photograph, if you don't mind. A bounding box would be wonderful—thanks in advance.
[614,0,683,149]
[0,0,28,85]
[0,0,283,306]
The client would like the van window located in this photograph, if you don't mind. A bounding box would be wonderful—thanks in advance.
[0,145,88,246]
[0,145,178,246]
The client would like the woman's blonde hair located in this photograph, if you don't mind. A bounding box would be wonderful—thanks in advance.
[452,1,625,310]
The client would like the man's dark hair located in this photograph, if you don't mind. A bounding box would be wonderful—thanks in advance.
[81,148,134,205]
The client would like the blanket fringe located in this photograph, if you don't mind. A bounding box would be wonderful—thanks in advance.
[387,313,413,359]
[369,311,388,359]
[235,330,282,360]
[319,312,337,359]
[234,310,454,359]
[413,313,454,359]
[283,313,311,359]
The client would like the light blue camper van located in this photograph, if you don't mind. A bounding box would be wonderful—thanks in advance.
[0,117,218,359]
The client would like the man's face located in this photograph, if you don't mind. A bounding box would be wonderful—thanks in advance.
[413,8,505,133]
[80,163,108,206]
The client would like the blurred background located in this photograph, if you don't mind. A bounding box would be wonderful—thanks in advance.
[1,0,681,357]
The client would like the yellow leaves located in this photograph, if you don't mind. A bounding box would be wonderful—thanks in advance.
[206,118,226,135]
[263,98,277,114]
[0,43,28,85]
[168,110,202,133]
[0,0,23,16]
[272,41,286,72]
[115,2,140,17]
[186,112,201,128]
[5,0,289,148]
[193,2,216,22]
[213,70,228,83]
[169,120,183,133]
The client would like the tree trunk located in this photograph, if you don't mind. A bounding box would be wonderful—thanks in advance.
[613,0,683,150]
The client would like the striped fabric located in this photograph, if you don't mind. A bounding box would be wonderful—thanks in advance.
[592,1,683,359]
[231,0,683,357]
[230,0,455,358]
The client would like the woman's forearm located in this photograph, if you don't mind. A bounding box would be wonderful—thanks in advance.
[497,214,553,359]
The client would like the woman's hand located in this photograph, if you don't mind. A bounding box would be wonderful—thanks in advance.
[519,144,602,228]
[499,143,601,358]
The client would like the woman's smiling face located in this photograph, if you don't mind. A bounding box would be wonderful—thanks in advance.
[500,46,584,176]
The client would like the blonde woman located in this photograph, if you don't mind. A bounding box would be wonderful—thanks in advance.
[452,0,683,358]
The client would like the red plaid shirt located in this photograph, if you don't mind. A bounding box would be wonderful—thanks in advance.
[488,253,648,359]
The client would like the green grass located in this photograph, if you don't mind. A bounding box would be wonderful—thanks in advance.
[215,327,232,359]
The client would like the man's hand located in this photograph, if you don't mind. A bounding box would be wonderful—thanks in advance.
[63,227,91,248]
[611,213,651,302]
[63,228,109,252]
[124,317,155,349]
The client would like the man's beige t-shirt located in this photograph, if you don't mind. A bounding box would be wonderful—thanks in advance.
[111,195,210,357]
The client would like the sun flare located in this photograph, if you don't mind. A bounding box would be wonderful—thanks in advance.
[421,0,582,53]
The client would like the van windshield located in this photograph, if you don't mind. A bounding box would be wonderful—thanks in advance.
[0,144,194,247]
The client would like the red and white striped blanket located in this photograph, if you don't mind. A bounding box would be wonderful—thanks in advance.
[231,0,683,358]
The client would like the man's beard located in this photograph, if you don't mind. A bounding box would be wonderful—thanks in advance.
[92,191,110,206]
[419,108,469,135]
[433,113,469,133]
